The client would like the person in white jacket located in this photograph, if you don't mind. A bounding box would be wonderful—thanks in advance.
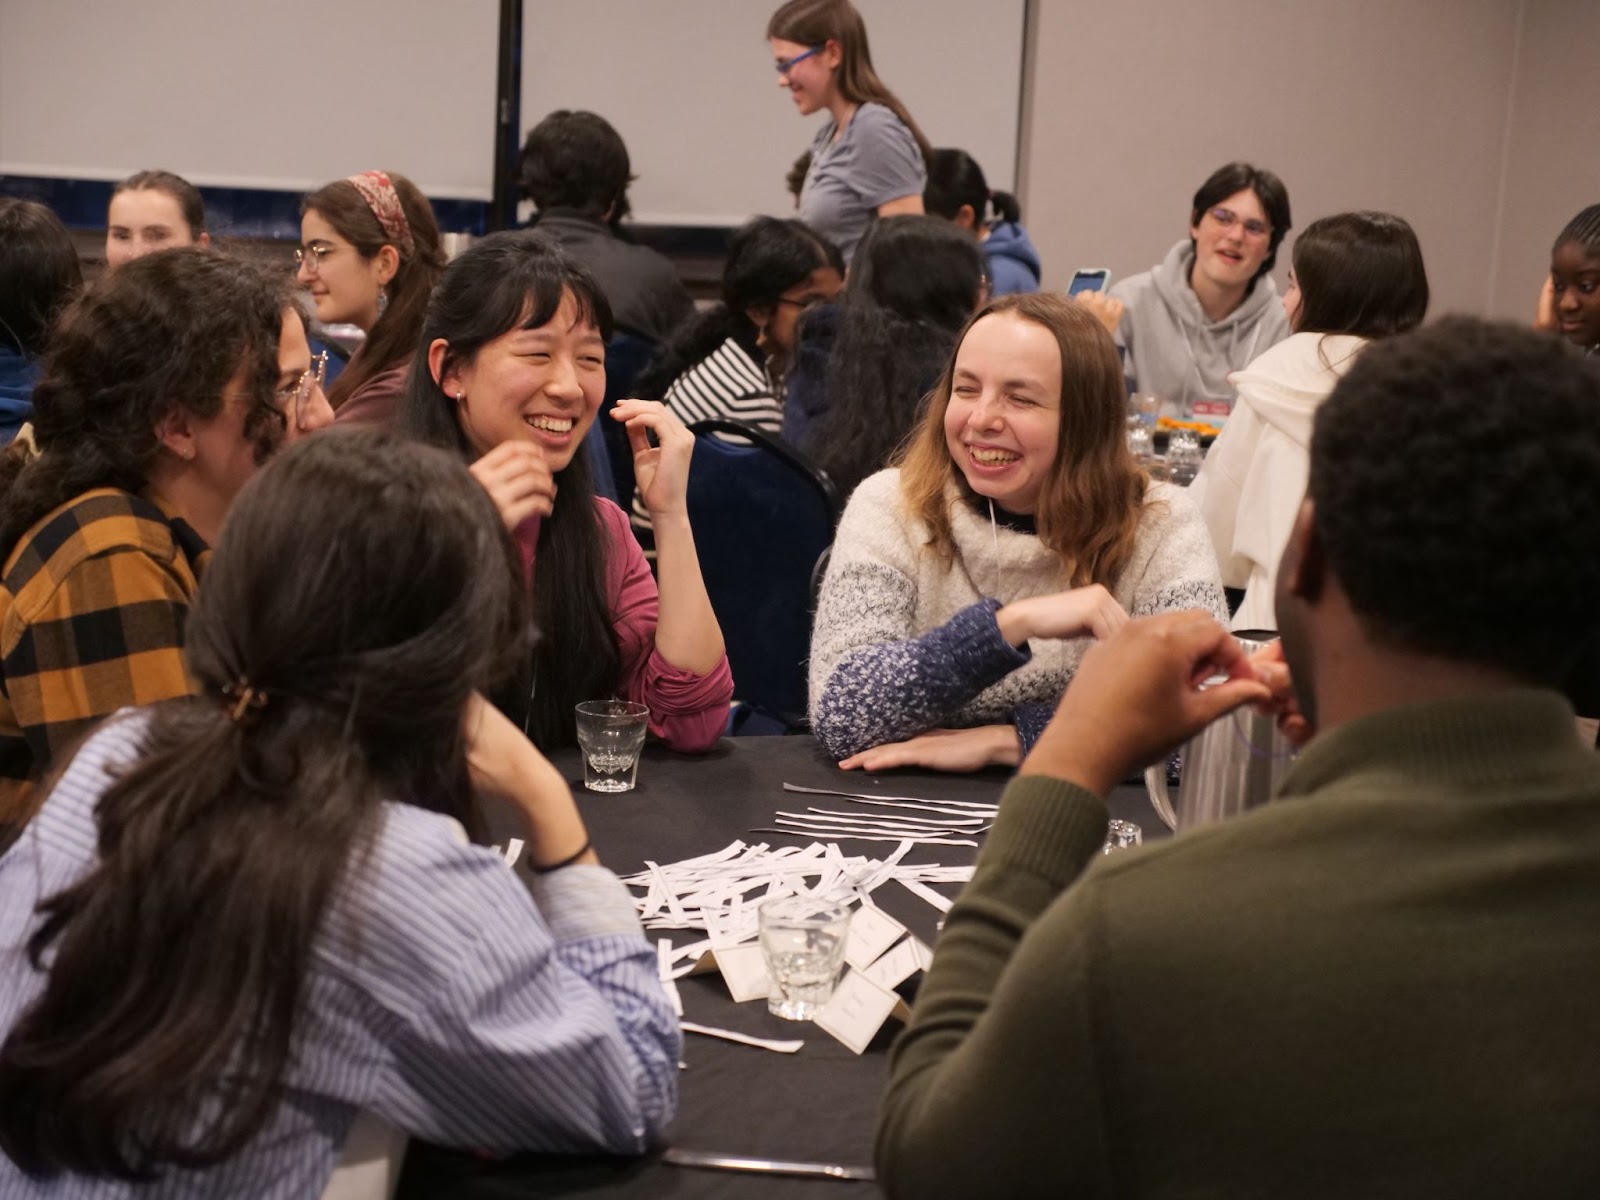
[1191,211,1429,630]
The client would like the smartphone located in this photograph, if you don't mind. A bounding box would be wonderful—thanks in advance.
[1067,268,1111,296]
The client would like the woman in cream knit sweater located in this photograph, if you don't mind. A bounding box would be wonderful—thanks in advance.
[809,292,1227,771]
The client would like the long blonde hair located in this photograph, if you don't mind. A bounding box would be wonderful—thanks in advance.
[897,293,1150,589]
[766,0,932,162]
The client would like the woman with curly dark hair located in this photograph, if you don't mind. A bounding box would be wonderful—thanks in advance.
[0,249,325,841]
[794,215,984,500]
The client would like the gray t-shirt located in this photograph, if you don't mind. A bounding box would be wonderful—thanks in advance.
[800,102,925,263]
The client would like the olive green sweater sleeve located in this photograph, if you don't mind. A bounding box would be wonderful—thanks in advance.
[876,774,1114,1199]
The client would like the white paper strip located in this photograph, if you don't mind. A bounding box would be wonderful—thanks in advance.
[755,826,979,847]
[782,782,997,809]
[896,875,956,913]
[680,1021,804,1054]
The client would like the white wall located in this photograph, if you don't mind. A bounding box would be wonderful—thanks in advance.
[522,0,1026,225]
[1019,0,1525,317]
[0,0,500,198]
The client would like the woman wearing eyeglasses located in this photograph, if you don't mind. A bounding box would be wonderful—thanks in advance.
[1088,162,1293,418]
[767,0,930,264]
[0,249,326,847]
[296,169,444,428]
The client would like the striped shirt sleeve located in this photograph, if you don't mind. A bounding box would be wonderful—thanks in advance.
[339,813,681,1154]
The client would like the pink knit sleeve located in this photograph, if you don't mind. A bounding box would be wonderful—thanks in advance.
[597,500,732,753]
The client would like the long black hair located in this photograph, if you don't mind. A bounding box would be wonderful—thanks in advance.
[0,429,527,1178]
[634,216,840,401]
[812,215,983,498]
[922,148,1023,230]
[396,230,621,747]
[0,249,291,560]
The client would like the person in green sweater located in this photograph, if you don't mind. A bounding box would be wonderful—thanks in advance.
[877,317,1600,1198]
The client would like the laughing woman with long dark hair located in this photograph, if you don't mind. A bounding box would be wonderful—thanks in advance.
[399,231,732,752]
[0,431,678,1193]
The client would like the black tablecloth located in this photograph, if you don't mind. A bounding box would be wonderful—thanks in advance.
[397,736,1166,1199]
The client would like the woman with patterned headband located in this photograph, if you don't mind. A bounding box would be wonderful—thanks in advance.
[297,170,445,427]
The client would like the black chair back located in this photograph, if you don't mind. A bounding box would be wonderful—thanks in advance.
[685,420,839,723]
[600,332,660,505]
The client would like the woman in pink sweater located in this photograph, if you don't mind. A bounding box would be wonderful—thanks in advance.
[398,233,732,752]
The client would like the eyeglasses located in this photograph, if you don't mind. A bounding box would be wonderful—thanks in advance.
[276,350,328,430]
[293,244,335,276]
[1207,207,1272,240]
[775,45,823,75]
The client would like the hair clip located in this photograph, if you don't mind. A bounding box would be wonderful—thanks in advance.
[220,678,268,723]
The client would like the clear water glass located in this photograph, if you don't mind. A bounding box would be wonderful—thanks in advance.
[758,897,853,1020]
[1127,419,1153,463]
[1103,819,1143,853]
[574,700,649,793]
[1168,429,1202,486]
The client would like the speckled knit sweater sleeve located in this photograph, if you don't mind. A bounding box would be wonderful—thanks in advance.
[807,472,1228,762]
[812,596,1030,759]
[808,472,1037,760]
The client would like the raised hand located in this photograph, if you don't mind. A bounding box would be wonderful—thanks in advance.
[1534,275,1558,332]
[1246,639,1315,747]
[1023,610,1272,795]
[612,398,693,519]
[997,584,1129,647]
[463,692,596,869]
[469,440,557,531]
[1075,290,1125,336]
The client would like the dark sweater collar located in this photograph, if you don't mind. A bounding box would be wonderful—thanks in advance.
[958,486,1037,536]
[1277,688,1590,799]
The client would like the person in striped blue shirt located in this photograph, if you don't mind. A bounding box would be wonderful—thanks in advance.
[0,429,678,1196]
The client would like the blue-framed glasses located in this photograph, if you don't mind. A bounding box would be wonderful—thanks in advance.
[775,45,823,75]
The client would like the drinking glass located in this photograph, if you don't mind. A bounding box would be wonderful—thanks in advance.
[758,897,853,1020]
[1127,419,1153,464]
[1168,429,1202,486]
[1103,819,1143,853]
[574,700,649,793]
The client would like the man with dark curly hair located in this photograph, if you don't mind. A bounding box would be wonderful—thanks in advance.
[517,110,692,344]
[878,317,1600,1198]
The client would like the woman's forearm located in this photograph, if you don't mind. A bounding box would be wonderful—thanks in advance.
[646,512,725,675]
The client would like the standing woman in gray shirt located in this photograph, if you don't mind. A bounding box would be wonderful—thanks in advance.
[767,0,930,263]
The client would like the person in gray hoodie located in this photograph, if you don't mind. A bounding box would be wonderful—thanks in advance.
[1189,211,1428,630]
[1101,162,1292,416]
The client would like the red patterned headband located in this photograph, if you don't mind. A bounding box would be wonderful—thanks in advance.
[345,170,414,257]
